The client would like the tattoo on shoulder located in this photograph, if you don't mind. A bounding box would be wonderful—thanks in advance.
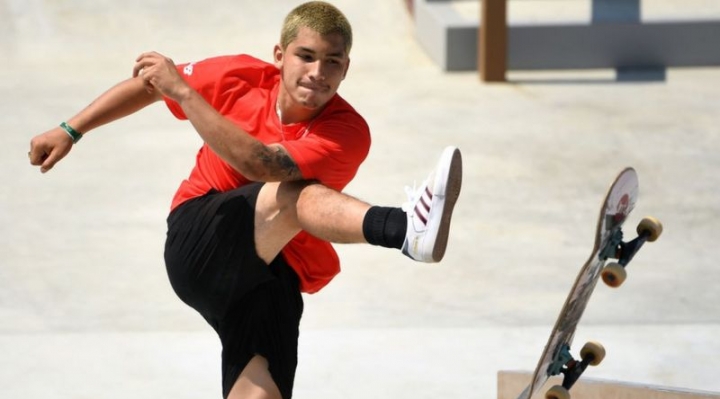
[258,144,302,180]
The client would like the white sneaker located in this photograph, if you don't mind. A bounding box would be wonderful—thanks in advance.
[401,146,462,262]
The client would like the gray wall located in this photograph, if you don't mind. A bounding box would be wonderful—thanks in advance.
[413,0,720,71]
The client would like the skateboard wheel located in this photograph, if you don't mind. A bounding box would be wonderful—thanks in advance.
[546,385,570,399]
[580,341,606,366]
[601,263,627,288]
[637,216,663,242]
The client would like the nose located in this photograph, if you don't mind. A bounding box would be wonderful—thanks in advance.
[308,60,326,81]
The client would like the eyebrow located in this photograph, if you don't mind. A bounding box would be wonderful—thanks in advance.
[296,46,346,58]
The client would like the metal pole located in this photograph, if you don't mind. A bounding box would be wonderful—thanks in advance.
[480,0,507,82]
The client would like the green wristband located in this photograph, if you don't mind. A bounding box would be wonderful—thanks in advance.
[60,122,82,144]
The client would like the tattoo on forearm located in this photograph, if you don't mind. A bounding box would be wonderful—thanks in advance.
[256,145,301,180]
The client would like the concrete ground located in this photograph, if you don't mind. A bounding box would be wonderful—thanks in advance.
[2,0,719,398]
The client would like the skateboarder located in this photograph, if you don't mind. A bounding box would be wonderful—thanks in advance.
[27,2,462,399]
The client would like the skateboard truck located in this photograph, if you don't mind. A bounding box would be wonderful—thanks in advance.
[545,342,606,399]
[599,217,663,288]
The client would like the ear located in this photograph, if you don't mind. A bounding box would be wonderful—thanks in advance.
[273,44,284,68]
[342,58,351,80]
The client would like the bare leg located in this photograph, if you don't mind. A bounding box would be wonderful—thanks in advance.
[226,355,282,399]
[254,180,371,263]
[254,145,462,264]
[296,182,370,243]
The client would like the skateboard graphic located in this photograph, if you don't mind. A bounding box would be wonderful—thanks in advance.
[517,167,663,399]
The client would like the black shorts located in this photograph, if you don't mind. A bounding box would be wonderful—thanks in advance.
[164,183,304,399]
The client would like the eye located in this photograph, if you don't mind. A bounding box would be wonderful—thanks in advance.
[298,53,314,62]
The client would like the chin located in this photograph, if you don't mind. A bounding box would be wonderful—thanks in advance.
[297,88,332,107]
[299,96,328,110]
[302,101,324,110]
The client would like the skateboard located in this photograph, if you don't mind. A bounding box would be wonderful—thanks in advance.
[517,167,663,399]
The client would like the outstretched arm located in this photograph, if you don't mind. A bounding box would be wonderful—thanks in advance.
[133,52,303,182]
[29,76,161,173]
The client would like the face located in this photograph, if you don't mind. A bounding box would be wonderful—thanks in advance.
[274,26,350,115]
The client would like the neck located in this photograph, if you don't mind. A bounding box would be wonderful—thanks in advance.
[276,90,326,125]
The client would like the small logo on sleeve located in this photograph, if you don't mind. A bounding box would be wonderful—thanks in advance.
[183,63,196,76]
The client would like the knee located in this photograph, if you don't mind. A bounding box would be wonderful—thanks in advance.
[275,179,320,207]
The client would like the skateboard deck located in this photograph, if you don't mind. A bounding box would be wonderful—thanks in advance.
[517,167,662,399]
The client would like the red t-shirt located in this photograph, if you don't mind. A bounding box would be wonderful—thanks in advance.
[164,54,371,293]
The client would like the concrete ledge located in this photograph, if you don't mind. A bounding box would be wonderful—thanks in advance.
[498,371,720,399]
[414,0,478,71]
[413,0,720,71]
[509,21,720,70]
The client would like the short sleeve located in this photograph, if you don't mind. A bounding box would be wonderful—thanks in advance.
[163,55,274,120]
[282,111,371,190]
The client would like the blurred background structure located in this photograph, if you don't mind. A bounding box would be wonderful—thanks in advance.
[413,0,720,82]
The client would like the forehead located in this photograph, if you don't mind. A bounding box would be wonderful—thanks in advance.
[289,26,348,56]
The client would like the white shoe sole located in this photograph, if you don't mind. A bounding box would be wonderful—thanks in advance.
[428,146,463,262]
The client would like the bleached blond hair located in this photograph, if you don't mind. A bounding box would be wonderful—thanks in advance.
[280,1,353,54]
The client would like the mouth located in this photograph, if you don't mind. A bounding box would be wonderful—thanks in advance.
[298,82,327,92]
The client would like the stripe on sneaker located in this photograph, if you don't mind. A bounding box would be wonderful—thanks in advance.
[421,187,432,211]
[415,204,428,225]
[414,187,433,226]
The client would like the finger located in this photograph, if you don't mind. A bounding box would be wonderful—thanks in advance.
[40,149,61,173]
[133,52,159,77]
[135,51,163,66]
[143,80,156,95]
[28,146,44,166]
[132,63,142,78]
[133,59,151,78]
[134,64,156,91]
[135,51,157,62]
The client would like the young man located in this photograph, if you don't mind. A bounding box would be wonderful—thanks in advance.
[28,2,462,399]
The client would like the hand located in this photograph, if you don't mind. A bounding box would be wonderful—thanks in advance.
[133,51,191,102]
[29,127,73,173]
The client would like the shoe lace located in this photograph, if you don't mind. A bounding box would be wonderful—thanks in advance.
[401,179,426,212]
